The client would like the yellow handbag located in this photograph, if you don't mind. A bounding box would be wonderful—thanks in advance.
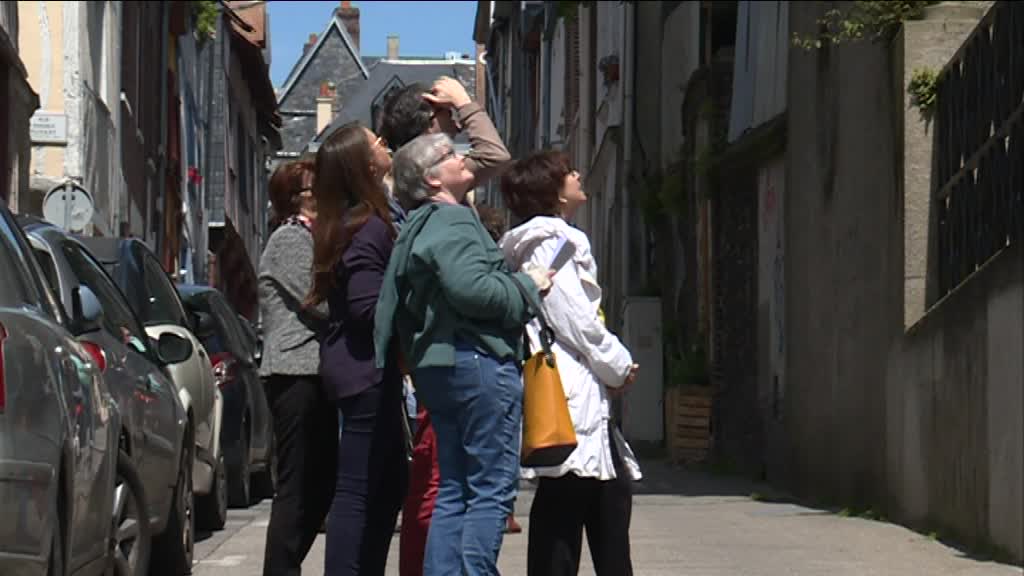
[511,276,577,468]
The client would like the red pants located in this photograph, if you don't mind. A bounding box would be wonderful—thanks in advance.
[399,406,439,576]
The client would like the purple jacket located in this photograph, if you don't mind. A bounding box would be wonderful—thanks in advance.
[320,214,399,400]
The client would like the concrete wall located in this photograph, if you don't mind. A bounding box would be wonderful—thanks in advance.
[784,2,1022,561]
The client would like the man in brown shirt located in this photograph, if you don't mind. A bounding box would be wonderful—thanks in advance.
[377,76,519,576]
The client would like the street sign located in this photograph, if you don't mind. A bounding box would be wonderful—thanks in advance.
[30,112,68,144]
[42,182,94,232]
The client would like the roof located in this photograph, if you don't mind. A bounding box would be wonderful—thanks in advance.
[276,11,369,103]
[315,59,477,143]
[227,2,278,123]
[226,1,267,48]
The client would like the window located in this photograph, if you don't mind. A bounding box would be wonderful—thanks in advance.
[32,248,65,315]
[185,292,247,360]
[140,250,189,328]
[62,241,148,351]
[0,212,42,309]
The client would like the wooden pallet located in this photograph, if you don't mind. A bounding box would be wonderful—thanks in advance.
[665,386,714,463]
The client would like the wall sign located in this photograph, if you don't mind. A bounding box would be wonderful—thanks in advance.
[30,112,68,144]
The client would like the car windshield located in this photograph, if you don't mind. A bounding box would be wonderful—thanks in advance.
[0,214,35,307]
[183,292,246,359]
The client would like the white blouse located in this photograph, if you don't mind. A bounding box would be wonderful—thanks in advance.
[501,216,642,482]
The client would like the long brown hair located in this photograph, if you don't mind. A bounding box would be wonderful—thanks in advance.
[267,160,314,231]
[305,122,394,307]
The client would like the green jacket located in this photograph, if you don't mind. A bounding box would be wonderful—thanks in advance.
[374,202,541,370]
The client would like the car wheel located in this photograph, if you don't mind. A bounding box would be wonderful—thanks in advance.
[197,453,228,531]
[227,423,251,508]
[151,443,195,575]
[110,451,152,576]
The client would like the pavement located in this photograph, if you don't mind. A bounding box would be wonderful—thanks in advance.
[192,460,1022,575]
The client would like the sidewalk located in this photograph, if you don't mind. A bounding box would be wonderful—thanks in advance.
[193,459,1022,575]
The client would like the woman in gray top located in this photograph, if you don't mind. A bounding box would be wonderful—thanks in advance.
[259,160,337,576]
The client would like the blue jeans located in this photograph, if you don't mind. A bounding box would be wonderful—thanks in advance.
[414,346,523,576]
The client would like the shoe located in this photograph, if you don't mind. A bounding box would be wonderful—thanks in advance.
[505,515,522,534]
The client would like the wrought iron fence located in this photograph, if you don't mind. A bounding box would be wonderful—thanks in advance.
[933,1,1024,303]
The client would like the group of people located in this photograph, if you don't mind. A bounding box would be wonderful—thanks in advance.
[257,75,642,576]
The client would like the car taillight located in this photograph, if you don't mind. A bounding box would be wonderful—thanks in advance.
[0,322,7,413]
[81,341,107,373]
[210,352,237,389]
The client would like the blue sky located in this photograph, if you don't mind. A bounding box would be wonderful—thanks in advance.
[267,1,479,88]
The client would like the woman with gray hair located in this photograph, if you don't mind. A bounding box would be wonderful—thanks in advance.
[375,133,552,575]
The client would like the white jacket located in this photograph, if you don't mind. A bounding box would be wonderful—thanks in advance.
[501,216,642,481]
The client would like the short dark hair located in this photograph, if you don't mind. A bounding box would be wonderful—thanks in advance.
[378,82,434,149]
[500,151,571,221]
[267,160,314,231]
[476,203,506,242]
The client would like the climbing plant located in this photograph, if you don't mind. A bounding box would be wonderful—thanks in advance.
[908,67,940,118]
[791,1,939,51]
[193,0,219,42]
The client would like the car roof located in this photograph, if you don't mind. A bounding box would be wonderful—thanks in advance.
[176,283,220,299]
[76,235,132,265]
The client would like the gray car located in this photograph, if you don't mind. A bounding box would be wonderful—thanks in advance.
[78,236,228,531]
[0,205,120,576]
[22,219,197,576]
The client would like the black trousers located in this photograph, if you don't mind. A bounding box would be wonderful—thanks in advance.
[325,379,409,576]
[262,374,339,576]
[527,423,634,576]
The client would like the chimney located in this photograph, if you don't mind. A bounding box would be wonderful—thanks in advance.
[387,35,399,60]
[303,33,318,55]
[337,1,360,54]
[317,82,336,135]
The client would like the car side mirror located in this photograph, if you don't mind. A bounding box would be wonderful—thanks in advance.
[155,332,193,365]
[71,285,104,335]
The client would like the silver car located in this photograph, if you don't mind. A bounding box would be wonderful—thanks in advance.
[23,220,197,575]
[0,206,119,576]
[79,237,227,531]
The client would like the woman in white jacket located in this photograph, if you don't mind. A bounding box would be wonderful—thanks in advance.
[499,151,641,576]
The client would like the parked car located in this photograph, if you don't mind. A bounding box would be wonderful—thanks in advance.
[78,237,227,529]
[0,206,126,576]
[21,218,196,574]
[177,284,275,507]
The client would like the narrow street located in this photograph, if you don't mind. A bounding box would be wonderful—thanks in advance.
[192,461,1021,576]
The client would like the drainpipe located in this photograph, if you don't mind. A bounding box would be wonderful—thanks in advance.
[155,1,170,258]
[541,3,553,148]
[621,0,636,299]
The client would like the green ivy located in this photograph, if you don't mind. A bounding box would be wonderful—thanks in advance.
[908,67,939,118]
[792,1,938,51]
[667,337,710,388]
[193,0,219,42]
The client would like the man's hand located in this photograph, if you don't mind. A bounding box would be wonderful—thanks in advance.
[423,76,472,109]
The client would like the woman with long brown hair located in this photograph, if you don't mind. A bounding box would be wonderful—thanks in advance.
[306,122,408,575]
[260,159,336,576]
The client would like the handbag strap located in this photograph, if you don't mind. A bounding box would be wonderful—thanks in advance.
[509,274,557,367]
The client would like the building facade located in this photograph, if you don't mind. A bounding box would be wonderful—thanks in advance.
[0,1,39,211]
[486,0,1022,562]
